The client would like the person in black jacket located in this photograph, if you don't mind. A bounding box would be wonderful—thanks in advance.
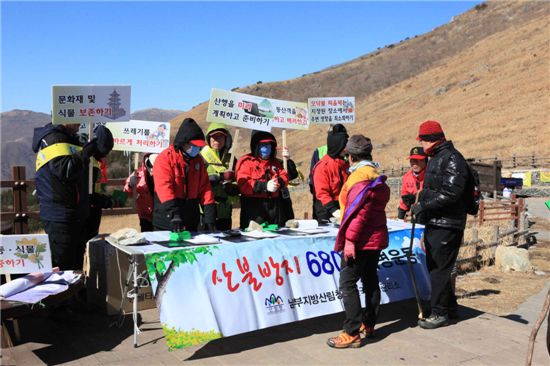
[33,123,112,270]
[411,120,470,329]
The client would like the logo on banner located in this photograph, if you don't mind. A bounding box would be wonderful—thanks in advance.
[105,89,127,120]
[264,293,284,313]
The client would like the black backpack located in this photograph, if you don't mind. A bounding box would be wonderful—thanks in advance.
[465,163,482,215]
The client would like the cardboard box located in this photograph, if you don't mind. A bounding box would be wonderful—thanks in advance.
[85,239,156,315]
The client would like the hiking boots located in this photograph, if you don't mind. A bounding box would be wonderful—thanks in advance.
[418,314,449,329]
[359,323,375,338]
[327,331,361,348]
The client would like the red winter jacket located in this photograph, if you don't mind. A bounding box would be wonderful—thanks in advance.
[124,164,153,222]
[335,169,390,252]
[236,154,289,199]
[399,169,424,211]
[313,154,349,205]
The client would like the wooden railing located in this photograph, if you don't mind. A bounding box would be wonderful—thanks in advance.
[1,166,136,234]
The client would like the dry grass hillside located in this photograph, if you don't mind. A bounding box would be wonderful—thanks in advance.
[169,1,549,172]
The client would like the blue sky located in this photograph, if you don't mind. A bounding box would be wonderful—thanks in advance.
[1,1,480,114]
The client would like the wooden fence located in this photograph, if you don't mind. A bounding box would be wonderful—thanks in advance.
[381,154,549,178]
[1,166,136,235]
[478,195,524,227]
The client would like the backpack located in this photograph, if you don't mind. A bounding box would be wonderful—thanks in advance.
[465,163,482,215]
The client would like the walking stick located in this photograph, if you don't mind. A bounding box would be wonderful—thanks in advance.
[407,218,425,320]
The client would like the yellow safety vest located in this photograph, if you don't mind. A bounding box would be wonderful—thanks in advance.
[35,143,81,171]
[200,146,227,174]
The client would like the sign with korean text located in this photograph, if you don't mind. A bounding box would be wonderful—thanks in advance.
[308,97,355,124]
[52,85,131,125]
[143,222,429,349]
[105,120,170,153]
[206,88,309,132]
[0,234,52,274]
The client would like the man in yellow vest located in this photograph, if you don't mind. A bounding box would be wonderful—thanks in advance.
[33,123,112,270]
[200,123,239,230]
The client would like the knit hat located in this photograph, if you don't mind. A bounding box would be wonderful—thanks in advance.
[408,146,427,160]
[417,120,445,141]
[327,124,349,158]
[174,118,206,149]
[346,135,372,156]
[93,125,114,159]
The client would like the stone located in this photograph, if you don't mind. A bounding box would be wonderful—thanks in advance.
[495,246,533,272]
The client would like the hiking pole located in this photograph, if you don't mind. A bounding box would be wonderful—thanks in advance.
[407,217,425,320]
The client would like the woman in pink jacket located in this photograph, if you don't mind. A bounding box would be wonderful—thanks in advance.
[327,135,390,349]
[124,153,157,232]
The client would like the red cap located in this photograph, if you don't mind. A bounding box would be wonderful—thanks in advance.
[190,139,207,147]
[417,120,445,141]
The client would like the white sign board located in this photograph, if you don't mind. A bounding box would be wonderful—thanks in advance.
[52,85,131,125]
[206,88,309,132]
[308,97,355,124]
[0,234,52,274]
[106,120,170,153]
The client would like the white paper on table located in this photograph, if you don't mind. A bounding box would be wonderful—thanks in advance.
[289,228,329,235]
[241,231,279,239]
[1,270,81,304]
[293,220,319,229]
[186,234,220,245]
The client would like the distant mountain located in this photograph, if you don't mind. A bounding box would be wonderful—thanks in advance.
[174,1,550,171]
[0,108,183,179]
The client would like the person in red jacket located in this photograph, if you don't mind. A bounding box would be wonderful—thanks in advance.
[236,130,289,229]
[397,146,427,220]
[124,153,157,232]
[327,135,390,349]
[312,126,349,222]
[153,118,216,232]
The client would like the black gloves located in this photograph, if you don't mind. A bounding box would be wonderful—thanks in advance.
[223,182,239,196]
[324,201,340,215]
[81,139,98,159]
[90,193,113,209]
[253,180,268,193]
[171,213,183,232]
[401,194,416,208]
[411,203,425,223]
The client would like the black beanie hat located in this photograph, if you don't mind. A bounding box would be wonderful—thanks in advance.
[173,118,205,150]
[327,124,349,158]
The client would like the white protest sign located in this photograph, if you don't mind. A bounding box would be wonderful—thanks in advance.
[308,97,355,124]
[0,234,52,274]
[52,85,131,125]
[206,88,309,132]
[106,120,170,153]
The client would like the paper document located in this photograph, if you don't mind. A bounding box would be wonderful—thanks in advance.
[186,234,220,245]
[289,228,329,235]
[241,231,279,239]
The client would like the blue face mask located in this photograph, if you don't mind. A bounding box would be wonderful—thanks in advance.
[185,145,201,158]
[259,144,272,159]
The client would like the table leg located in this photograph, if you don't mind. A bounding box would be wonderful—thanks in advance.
[133,254,139,348]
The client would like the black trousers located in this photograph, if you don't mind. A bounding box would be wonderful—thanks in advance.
[139,218,154,232]
[43,220,86,270]
[339,250,381,335]
[424,225,463,316]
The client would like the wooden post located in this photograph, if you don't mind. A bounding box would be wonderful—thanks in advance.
[12,166,28,234]
[516,198,524,229]
[88,123,94,194]
[479,199,485,226]
[282,129,288,171]
[133,153,140,171]
[228,128,240,171]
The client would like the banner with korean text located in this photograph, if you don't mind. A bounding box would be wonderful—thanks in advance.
[0,234,52,274]
[308,97,355,124]
[206,88,309,132]
[105,120,170,153]
[52,85,131,125]
[144,222,429,349]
